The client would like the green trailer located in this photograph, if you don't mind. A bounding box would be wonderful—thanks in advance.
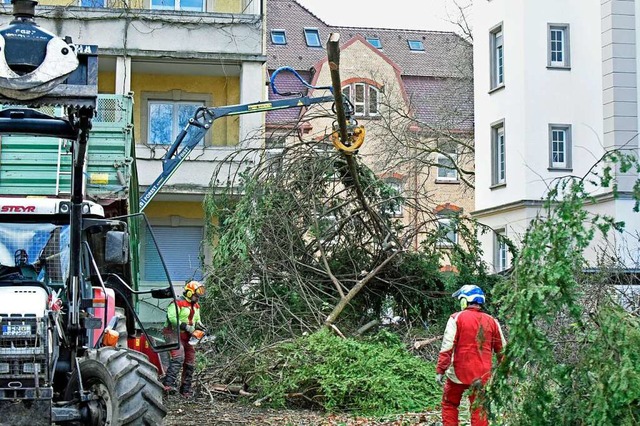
[0,95,138,212]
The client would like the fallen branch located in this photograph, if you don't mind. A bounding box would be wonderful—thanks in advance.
[209,383,255,397]
[413,335,443,350]
[356,319,379,335]
[330,324,346,339]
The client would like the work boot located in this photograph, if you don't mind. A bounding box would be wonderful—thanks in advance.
[179,364,195,398]
[162,357,182,394]
[163,384,177,394]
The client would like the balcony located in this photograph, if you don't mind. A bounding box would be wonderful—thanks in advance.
[0,2,264,60]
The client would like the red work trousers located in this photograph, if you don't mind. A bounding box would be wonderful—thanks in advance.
[168,331,196,366]
[441,379,488,426]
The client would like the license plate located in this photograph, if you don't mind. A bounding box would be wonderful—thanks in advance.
[1,324,31,336]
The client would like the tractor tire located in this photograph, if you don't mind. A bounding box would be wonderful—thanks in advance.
[114,307,129,349]
[65,347,166,425]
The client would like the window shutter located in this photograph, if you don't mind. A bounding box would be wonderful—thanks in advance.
[144,226,203,282]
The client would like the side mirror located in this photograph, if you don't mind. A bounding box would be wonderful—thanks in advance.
[105,231,129,265]
[150,287,174,299]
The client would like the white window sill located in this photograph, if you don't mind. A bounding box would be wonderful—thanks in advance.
[490,182,506,190]
[488,84,505,94]
[547,65,571,70]
[435,179,460,184]
[548,167,573,172]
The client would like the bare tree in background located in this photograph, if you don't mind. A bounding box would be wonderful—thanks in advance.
[448,0,473,43]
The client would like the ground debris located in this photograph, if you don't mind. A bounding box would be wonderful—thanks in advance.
[164,393,443,425]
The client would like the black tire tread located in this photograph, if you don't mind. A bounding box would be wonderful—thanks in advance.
[82,347,167,425]
[114,307,129,348]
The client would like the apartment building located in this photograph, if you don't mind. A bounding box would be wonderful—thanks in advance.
[473,0,640,271]
[266,0,474,260]
[8,0,266,283]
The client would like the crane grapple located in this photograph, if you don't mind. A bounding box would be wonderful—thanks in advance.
[0,0,96,109]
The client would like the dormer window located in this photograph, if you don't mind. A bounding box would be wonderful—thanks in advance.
[304,28,321,47]
[271,30,287,45]
[366,37,382,49]
[407,39,424,51]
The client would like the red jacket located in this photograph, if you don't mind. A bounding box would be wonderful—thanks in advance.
[436,305,506,384]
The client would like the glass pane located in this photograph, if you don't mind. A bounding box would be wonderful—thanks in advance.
[498,132,505,181]
[355,84,365,102]
[271,31,286,45]
[497,46,504,84]
[151,0,175,8]
[130,214,180,351]
[438,219,456,245]
[180,0,203,11]
[368,86,378,114]
[408,40,424,51]
[0,223,69,285]
[438,154,457,179]
[342,86,351,102]
[499,241,507,270]
[81,0,104,7]
[149,103,173,145]
[366,37,381,49]
[177,103,199,129]
[305,29,321,47]
[447,228,457,243]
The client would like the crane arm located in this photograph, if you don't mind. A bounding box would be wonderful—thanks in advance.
[139,76,335,211]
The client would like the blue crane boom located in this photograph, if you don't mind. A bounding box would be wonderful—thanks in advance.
[139,67,340,211]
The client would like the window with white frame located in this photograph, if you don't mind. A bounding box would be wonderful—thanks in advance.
[147,101,204,145]
[548,24,570,68]
[151,0,204,11]
[490,24,504,89]
[494,229,508,272]
[384,180,403,217]
[491,121,506,185]
[549,124,572,169]
[437,145,458,181]
[437,217,458,247]
[304,28,321,47]
[342,83,380,117]
[271,30,287,45]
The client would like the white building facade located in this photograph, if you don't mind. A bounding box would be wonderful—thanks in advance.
[473,0,640,271]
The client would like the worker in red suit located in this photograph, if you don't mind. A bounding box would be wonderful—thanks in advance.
[162,280,207,398]
[436,285,506,426]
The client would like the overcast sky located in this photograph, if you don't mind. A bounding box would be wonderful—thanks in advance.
[295,0,470,33]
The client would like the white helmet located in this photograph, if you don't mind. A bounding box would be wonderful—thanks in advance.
[452,285,485,304]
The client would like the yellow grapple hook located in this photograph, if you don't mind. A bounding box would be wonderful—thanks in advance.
[331,125,365,155]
